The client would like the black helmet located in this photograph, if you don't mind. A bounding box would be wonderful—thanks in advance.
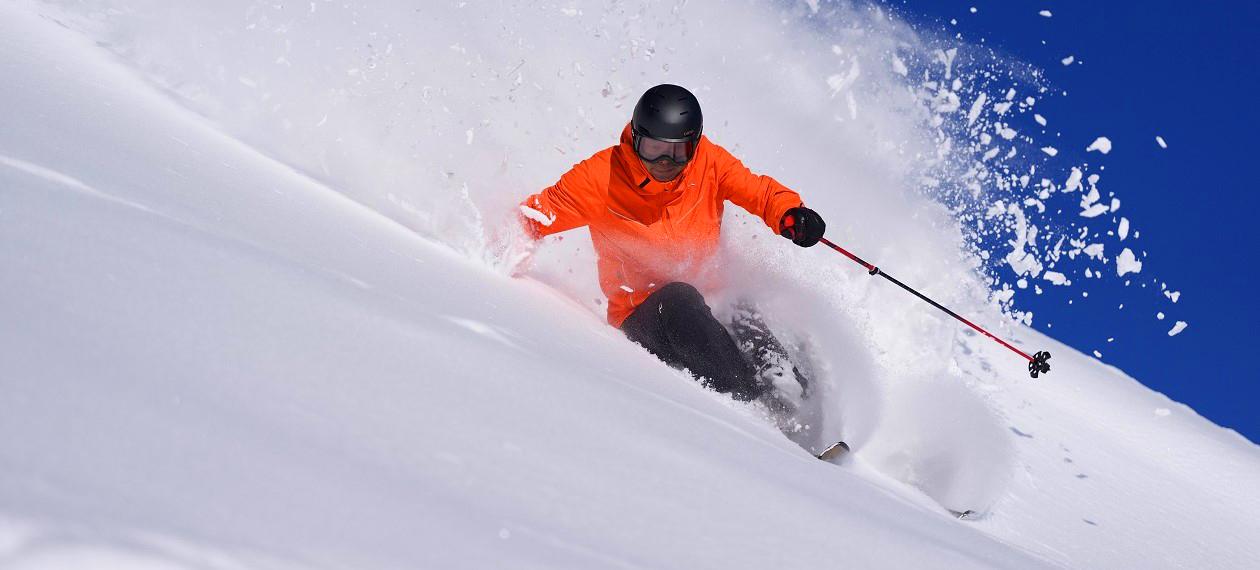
[631,84,703,164]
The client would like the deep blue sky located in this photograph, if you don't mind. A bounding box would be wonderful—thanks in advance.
[889,1,1260,442]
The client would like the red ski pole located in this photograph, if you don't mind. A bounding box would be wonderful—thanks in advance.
[818,237,1051,378]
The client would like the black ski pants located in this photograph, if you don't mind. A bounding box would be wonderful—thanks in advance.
[620,282,764,401]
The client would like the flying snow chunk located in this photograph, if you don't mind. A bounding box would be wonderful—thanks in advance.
[1086,137,1113,154]
[519,205,555,227]
[1006,250,1043,278]
[1156,135,1168,149]
[1168,321,1188,337]
[1065,167,1083,192]
[1039,9,1053,17]
[1116,248,1143,276]
[1061,55,1075,66]
[1041,146,1059,156]
[1034,114,1047,126]
[891,54,908,76]
[1080,204,1109,218]
[1043,271,1070,286]
[1118,217,1130,240]
[826,62,861,97]
[967,93,987,126]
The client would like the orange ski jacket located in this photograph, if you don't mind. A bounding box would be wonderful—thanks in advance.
[521,124,804,327]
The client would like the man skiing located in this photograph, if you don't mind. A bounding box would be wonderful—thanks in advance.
[519,84,826,405]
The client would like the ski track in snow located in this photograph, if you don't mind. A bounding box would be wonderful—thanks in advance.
[0,154,158,214]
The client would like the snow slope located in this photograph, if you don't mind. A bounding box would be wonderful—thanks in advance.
[2,2,1258,569]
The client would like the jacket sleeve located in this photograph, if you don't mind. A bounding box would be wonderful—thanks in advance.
[712,143,804,232]
[519,154,604,239]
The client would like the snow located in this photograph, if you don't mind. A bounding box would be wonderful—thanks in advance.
[1086,136,1113,154]
[519,204,556,227]
[1156,135,1168,149]
[1061,55,1076,66]
[1065,167,1084,192]
[1168,321,1189,337]
[967,93,987,126]
[1081,186,1101,207]
[1080,204,1109,218]
[1118,217,1130,240]
[1039,10,1054,18]
[1,2,1257,570]
[1043,271,1070,286]
[1034,113,1047,126]
[1116,248,1143,277]
[1041,146,1059,156]
[892,54,909,76]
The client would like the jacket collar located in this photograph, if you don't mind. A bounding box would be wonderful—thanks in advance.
[606,124,708,225]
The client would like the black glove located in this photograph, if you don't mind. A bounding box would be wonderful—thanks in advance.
[779,206,825,247]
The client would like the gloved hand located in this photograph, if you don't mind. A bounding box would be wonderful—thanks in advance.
[779,206,826,247]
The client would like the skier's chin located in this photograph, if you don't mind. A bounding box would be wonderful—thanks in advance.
[645,162,684,182]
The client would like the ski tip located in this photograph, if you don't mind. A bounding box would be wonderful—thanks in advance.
[815,440,850,462]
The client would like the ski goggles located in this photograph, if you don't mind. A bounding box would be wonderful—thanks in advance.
[633,133,698,165]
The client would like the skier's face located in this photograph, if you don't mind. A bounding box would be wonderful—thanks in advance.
[643,157,685,182]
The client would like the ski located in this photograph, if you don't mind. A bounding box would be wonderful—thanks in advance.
[815,440,850,462]
[949,509,977,520]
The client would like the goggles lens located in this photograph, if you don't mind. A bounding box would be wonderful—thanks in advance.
[635,135,696,164]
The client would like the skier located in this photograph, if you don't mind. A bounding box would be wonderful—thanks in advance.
[519,84,827,405]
